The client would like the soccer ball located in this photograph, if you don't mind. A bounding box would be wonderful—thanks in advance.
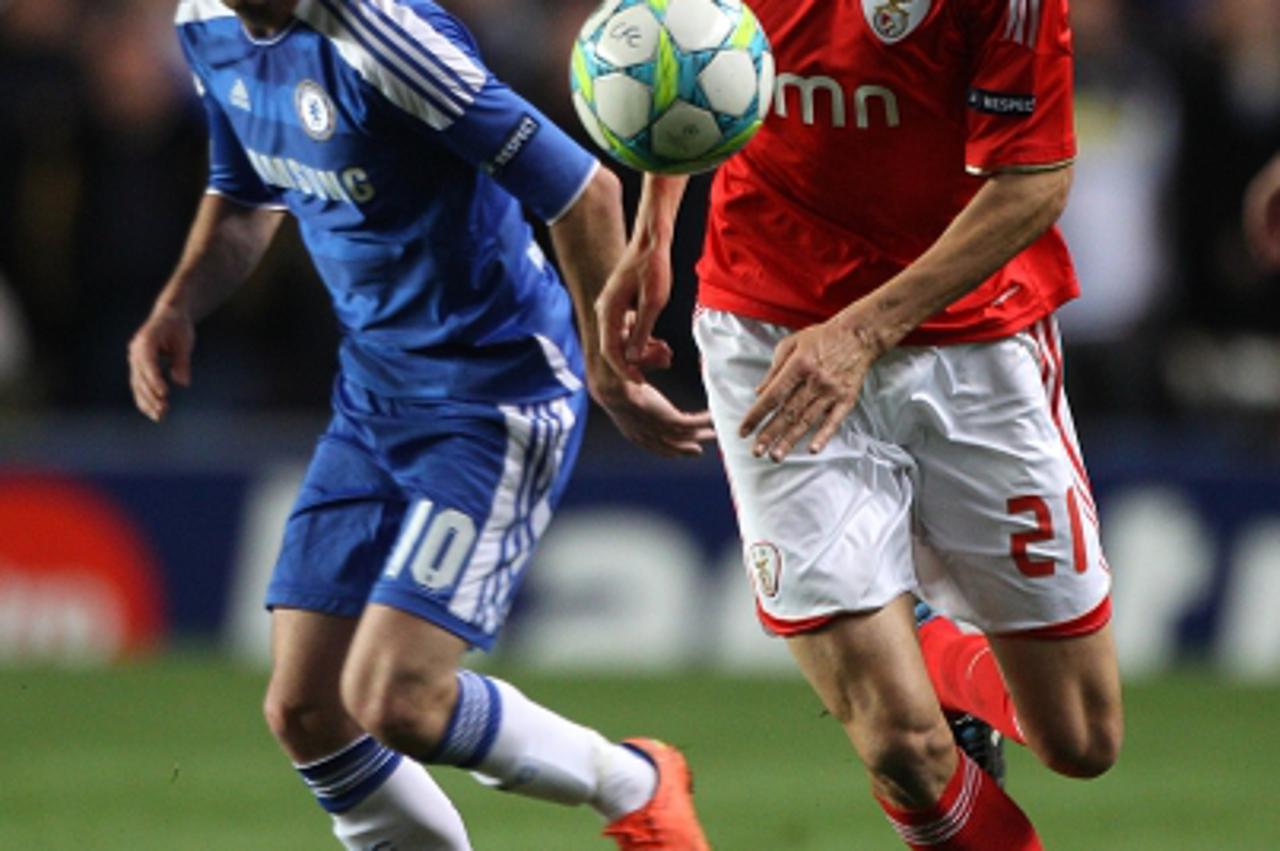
[570,0,774,175]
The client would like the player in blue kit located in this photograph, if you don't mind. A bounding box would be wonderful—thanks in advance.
[127,1,713,848]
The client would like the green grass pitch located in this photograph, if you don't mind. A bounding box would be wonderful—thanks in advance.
[3,655,1279,849]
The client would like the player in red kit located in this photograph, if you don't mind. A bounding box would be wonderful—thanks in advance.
[598,0,1122,848]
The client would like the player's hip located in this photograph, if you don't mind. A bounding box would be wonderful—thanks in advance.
[316,375,587,500]
[336,327,585,406]
[694,307,1065,430]
[694,309,1108,634]
[268,383,588,648]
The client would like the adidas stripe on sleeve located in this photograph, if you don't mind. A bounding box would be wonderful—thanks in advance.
[179,51,285,208]
[963,0,1075,175]
[296,0,598,223]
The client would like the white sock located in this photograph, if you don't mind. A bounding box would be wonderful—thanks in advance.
[585,739,662,822]
[427,671,656,820]
[332,760,470,851]
[297,736,471,850]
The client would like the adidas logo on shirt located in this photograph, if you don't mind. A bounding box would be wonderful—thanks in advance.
[229,78,251,112]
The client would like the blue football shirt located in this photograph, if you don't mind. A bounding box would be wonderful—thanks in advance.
[175,0,600,403]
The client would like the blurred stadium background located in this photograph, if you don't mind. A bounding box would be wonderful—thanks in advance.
[2,0,1280,847]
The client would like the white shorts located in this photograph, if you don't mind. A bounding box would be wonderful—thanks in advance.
[694,308,1111,636]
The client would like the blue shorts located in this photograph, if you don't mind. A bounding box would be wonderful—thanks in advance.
[266,377,587,650]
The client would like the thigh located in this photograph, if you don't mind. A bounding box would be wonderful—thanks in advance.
[989,624,1123,776]
[343,603,472,740]
[909,321,1110,634]
[347,603,469,677]
[694,309,918,631]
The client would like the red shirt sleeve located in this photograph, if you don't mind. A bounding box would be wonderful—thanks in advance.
[962,0,1076,174]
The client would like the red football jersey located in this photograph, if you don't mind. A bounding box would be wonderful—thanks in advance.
[697,0,1079,343]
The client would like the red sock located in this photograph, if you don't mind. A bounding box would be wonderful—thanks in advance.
[878,749,1043,850]
[919,616,1024,744]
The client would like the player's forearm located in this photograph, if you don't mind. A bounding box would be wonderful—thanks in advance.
[154,193,285,323]
[549,166,626,367]
[632,173,690,252]
[842,166,1073,351]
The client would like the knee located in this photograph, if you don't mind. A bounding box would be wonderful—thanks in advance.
[339,662,458,755]
[263,684,347,754]
[860,718,958,809]
[1034,715,1123,779]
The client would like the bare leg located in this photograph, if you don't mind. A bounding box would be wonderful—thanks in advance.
[989,624,1123,778]
[341,604,658,818]
[787,595,1046,849]
[264,607,363,761]
[264,607,470,850]
[786,595,956,809]
[339,604,468,756]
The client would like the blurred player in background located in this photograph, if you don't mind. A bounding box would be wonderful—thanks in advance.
[1244,152,1280,271]
[600,0,1121,848]
[128,1,713,848]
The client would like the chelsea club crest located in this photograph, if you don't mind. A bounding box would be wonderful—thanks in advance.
[295,80,336,141]
[862,0,931,44]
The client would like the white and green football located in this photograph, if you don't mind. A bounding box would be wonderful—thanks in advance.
[570,0,774,175]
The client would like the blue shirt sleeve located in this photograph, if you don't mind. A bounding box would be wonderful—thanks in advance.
[368,4,598,223]
[200,89,283,208]
[177,32,280,208]
[442,76,599,224]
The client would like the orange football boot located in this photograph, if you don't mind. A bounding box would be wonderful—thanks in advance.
[603,738,710,850]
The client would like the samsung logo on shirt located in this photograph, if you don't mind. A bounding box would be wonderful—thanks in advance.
[243,147,376,204]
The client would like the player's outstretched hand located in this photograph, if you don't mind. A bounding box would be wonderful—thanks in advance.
[127,304,195,422]
[1244,152,1280,272]
[740,316,882,462]
[597,239,675,382]
[589,368,715,458]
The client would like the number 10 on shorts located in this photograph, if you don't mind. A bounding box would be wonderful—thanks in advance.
[385,499,479,591]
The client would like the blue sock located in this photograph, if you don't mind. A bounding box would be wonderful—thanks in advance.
[296,734,402,814]
[426,670,502,768]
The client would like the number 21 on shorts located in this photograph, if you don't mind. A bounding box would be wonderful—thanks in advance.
[1007,487,1089,578]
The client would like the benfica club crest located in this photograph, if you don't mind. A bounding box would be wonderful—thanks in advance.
[863,0,931,44]
[747,541,783,599]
